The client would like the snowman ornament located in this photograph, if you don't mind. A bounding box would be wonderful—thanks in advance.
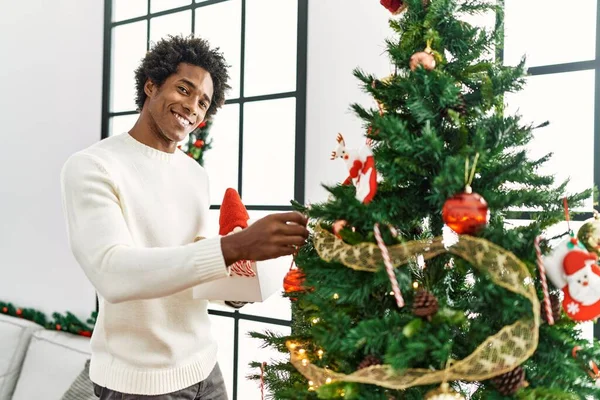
[544,236,600,321]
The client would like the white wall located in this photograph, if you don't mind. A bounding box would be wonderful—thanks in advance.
[305,1,394,204]
[0,1,103,318]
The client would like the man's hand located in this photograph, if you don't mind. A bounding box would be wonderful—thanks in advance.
[221,212,309,265]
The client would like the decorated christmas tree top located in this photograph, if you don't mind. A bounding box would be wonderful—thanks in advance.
[252,0,600,399]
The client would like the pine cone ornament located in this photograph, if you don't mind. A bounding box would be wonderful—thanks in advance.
[541,293,562,323]
[412,290,439,319]
[358,355,382,370]
[411,225,424,236]
[492,366,526,396]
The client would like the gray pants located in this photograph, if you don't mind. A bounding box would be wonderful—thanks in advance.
[93,364,228,400]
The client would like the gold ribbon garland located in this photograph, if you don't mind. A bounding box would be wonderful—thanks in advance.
[287,225,540,390]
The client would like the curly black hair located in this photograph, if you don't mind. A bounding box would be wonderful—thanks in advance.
[134,35,230,118]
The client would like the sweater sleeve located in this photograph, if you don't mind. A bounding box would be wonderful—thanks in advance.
[60,153,228,304]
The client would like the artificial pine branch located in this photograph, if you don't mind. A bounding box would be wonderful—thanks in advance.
[0,301,95,337]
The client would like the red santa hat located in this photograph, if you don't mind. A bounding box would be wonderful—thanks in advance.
[219,188,250,235]
[563,250,598,276]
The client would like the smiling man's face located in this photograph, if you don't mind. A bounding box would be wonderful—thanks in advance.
[143,62,214,148]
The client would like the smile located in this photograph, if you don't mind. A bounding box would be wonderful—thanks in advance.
[172,111,192,128]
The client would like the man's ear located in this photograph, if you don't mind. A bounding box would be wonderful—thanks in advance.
[144,79,156,98]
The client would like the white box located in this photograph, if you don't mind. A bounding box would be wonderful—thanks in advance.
[193,256,290,302]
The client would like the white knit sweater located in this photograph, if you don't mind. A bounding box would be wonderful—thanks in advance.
[60,132,229,395]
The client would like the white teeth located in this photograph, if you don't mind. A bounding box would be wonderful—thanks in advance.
[173,112,190,126]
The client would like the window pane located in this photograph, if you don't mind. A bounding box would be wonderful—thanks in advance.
[195,1,242,99]
[204,104,240,206]
[504,71,594,210]
[149,11,192,45]
[113,0,147,22]
[244,0,297,96]
[505,220,585,241]
[238,320,291,399]
[109,114,139,137]
[242,98,296,205]
[150,0,191,14]
[111,21,147,112]
[209,315,234,399]
[578,322,595,342]
[242,210,292,320]
[504,0,597,67]
[239,289,291,321]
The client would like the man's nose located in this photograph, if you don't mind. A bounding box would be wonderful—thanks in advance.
[182,99,199,117]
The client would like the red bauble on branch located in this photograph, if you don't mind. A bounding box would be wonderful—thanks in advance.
[283,268,306,294]
[443,154,489,235]
[442,186,489,235]
[380,0,429,15]
[380,0,406,14]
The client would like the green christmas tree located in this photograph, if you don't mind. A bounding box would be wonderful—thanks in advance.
[179,118,213,165]
[251,0,600,398]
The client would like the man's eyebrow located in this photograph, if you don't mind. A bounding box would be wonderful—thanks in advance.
[179,78,198,90]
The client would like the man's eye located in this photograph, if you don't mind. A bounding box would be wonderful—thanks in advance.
[178,86,188,94]
[199,101,208,109]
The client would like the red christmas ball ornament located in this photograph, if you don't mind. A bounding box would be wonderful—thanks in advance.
[442,186,489,235]
[187,152,194,158]
[1,307,7,313]
[56,324,62,330]
[80,330,92,337]
[283,268,306,294]
[198,120,207,129]
[194,139,204,148]
[16,308,22,316]
[380,0,406,14]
